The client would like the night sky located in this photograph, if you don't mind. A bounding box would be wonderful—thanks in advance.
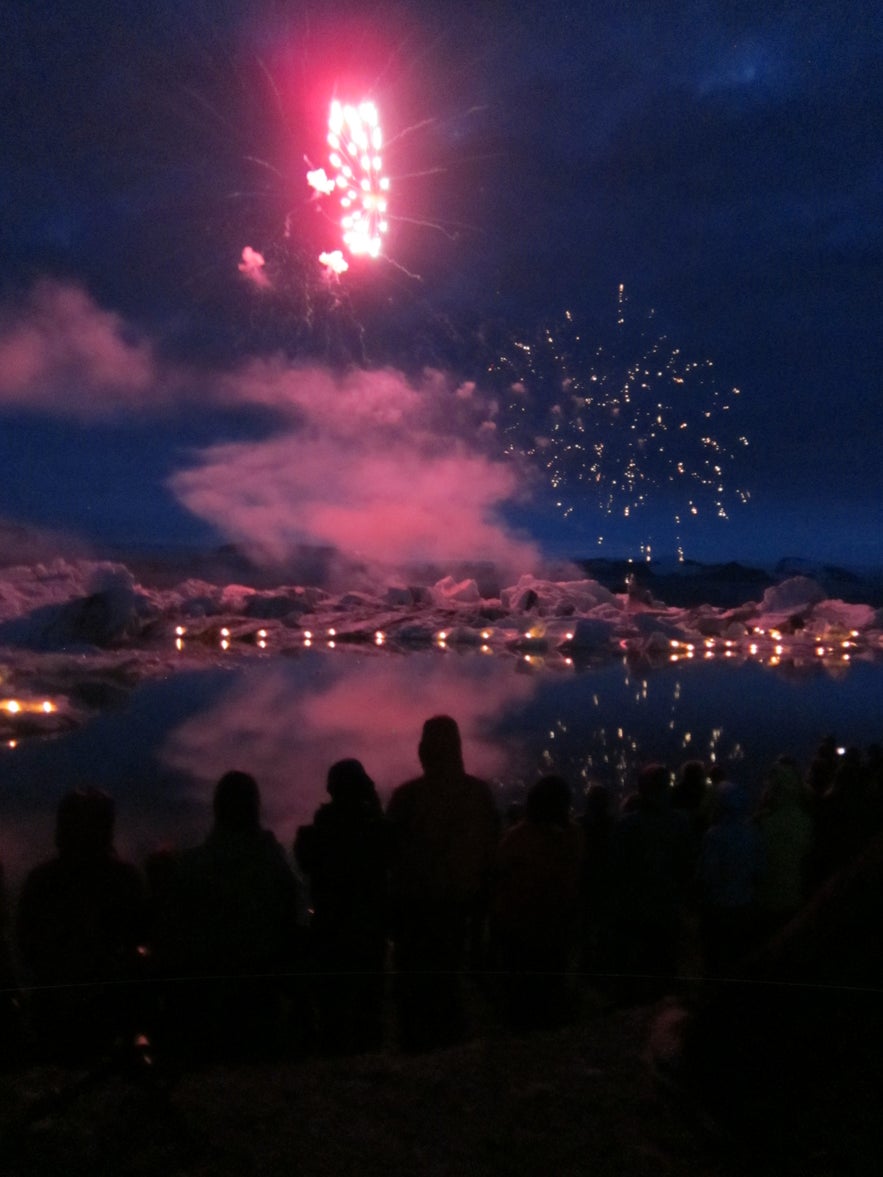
[2,0,881,571]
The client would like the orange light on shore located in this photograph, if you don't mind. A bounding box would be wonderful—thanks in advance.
[2,698,56,715]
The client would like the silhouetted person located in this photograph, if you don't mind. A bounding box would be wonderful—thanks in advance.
[810,745,873,888]
[671,759,710,830]
[606,764,692,1002]
[655,824,883,1169]
[151,770,304,1061]
[294,759,389,1053]
[579,781,613,973]
[755,757,813,934]
[16,788,147,1062]
[491,775,584,1029]
[386,716,500,1051]
[0,857,25,1067]
[806,735,838,800]
[695,780,764,975]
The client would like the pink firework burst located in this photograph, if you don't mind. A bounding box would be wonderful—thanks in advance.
[310,99,390,268]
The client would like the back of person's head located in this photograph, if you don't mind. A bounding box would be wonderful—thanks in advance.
[637,763,670,805]
[675,760,708,807]
[327,758,379,810]
[584,781,610,821]
[525,775,572,826]
[55,787,115,859]
[767,757,803,799]
[213,770,261,833]
[708,764,729,787]
[713,780,750,822]
[418,715,464,775]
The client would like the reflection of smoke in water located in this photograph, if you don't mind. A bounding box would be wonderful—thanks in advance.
[487,286,751,560]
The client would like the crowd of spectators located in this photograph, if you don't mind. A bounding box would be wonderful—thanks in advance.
[1,721,882,1087]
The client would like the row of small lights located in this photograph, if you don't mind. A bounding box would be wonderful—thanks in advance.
[175,626,270,651]
[668,628,862,665]
[2,697,58,750]
[1,698,56,716]
[172,623,867,671]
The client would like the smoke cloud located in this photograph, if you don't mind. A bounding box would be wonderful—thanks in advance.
[0,281,162,417]
[174,358,541,573]
[0,282,542,575]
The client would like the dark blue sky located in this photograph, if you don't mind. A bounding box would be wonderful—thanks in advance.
[2,0,881,568]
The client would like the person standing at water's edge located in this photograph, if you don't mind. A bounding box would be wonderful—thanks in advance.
[386,715,500,1051]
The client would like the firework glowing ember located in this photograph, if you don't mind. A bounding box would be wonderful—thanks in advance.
[309,99,390,268]
[490,286,751,560]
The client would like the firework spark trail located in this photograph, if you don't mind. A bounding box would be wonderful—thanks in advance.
[489,287,751,560]
[308,99,391,271]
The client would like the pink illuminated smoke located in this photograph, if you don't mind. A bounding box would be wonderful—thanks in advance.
[169,365,540,574]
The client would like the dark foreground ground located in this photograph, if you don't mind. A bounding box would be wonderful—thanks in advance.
[1,972,866,1177]
[0,995,710,1177]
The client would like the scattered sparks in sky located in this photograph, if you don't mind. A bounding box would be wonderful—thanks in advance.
[490,286,751,558]
[309,99,390,270]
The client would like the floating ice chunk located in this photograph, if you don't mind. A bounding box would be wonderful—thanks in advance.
[562,617,616,648]
[431,577,482,605]
[501,575,619,615]
[761,577,826,612]
[384,585,415,607]
[220,584,256,613]
[809,600,877,634]
[631,612,691,642]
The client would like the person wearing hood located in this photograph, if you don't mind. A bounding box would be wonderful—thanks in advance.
[386,715,500,1051]
[16,787,147,1061]
[150,770,304,1060]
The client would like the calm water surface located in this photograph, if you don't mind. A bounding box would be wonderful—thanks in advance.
[1,646,880,892]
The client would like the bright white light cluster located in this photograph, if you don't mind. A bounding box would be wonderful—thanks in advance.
[309,99,390,271]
